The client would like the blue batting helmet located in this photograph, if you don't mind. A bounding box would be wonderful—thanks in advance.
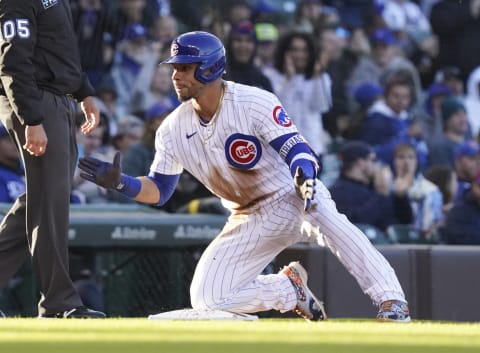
[162,31,226,84]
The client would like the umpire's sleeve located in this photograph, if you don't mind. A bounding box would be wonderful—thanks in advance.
[0,0,43,125]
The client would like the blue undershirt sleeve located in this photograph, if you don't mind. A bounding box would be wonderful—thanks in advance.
[147,172,181,206]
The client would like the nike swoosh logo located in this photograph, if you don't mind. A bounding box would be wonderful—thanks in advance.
[186,132,198,139]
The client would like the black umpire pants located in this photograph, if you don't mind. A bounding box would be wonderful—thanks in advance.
[0,90,83,315]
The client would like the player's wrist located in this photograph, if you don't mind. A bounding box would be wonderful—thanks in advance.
[117,174,141,198]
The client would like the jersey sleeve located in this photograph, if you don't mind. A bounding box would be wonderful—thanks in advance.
[0,0,43,125]
[250,89,301,143]
[150,118,183,176]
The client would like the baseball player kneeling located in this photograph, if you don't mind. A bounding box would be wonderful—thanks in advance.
[79,31,410,322]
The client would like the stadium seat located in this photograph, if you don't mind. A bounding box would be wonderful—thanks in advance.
[354,223,391,244]
[386,224,425,244]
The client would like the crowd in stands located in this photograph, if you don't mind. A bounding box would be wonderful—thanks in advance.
[1,0,480,245]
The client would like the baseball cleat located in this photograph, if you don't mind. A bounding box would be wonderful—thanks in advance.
[39,306,106,319]
[280,261,327,321]
[376,300,411,322]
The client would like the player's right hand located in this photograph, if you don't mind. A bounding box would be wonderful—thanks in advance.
[78,152,122,189]
[294,166,316,211]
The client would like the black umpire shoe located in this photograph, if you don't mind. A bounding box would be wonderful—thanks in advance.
[39,306,106,319]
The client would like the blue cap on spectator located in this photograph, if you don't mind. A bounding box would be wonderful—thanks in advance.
[428,83,451,97]
[253,0,276,13]
[0,124,8,138]
[441,96,466,122]
[424,83,451,115]
[340,140,374,165]
[370,28,395,45]
[145,102,171,120]
[454,141,480,160]
[231,20,256,41]
[353,82,383,107]
[124,23,147,41]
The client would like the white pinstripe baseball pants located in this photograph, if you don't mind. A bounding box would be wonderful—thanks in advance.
[190,182,406,314]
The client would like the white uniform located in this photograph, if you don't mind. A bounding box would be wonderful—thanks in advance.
[151,81,405,314]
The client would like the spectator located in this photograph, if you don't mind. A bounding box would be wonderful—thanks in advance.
[378,0,439,88]
[73,117,109,204]
[122,103,171,177]
[109,23,160,118]
[224,20,273,92]
[293,0,323,34]
[428,96,471,168]
[453,141,480,203]
[316,16,352,139]
[329,140,413,231]
[94,79,121,136]
[263,31,332,159]
[71,0,116,88]
[442,170,480,244]
[111,114,145,154]
[343,81,384,140]
[347,27,422,107]
[356,74,429,171]
[464,66,480,141]
[430,0,480,85]
[392,143,443,238]
[326,0,376,29]
[149,15,179,62]
[0,125,25,204]
[416,82,451,146]
[110,0,152,43]
[224,0,252,25]
[130,63,179,115]
[425,164,458,221]
[325,25,368,115]
[433,66,464,98]
[253,22,278,70]
[380,0,434,56]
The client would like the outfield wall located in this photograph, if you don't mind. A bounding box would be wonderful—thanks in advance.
[0,204,478,321]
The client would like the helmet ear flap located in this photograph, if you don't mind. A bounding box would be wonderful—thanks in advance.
[161,31,226,84]
[195,56,226,84]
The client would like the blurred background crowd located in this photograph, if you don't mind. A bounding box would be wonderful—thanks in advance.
[1,0,480,245]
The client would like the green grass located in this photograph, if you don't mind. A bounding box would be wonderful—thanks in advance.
[0,318,479,353]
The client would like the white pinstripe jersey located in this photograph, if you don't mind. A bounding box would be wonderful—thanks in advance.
[150,81,303,212]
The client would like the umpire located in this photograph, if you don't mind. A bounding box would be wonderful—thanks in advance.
[0,0,105,318]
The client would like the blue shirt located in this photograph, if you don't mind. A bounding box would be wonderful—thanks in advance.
[0,164,25,203]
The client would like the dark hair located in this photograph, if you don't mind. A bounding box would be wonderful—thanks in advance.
[382,69,416,106]
[425,165,455,205]
[273,31,317,79]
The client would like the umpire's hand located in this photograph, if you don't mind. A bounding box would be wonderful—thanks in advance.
[80,96,100,134]
[294,166,316,211]
[78,152,122,189]
[24,124,48,157]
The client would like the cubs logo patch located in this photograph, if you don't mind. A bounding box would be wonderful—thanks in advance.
[41,0,58,9]
[171,43,179,56]
[225,134,262,169]
[272,106,292,127]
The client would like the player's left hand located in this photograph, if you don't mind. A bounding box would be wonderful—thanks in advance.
[294,166,316,211]
[78,152,122,189]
